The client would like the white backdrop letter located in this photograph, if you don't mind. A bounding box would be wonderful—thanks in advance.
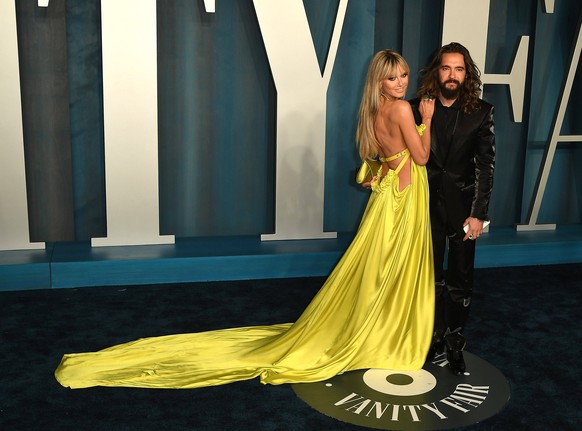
[92,0,174,247]
[442,0,528,123]
[254,0,348,241]
[0,1,44,251]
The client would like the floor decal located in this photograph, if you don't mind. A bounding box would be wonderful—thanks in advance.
[292,352,510,430]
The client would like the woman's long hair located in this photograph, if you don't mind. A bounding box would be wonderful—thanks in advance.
[416,42,482,114]
[356,49,410,160]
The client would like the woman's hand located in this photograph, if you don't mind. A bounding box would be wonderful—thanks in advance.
[361,177,376,189]
[419,96,435,122]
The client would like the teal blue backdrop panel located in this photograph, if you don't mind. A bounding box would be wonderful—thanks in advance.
[16,0,106,242]
[16,0,76,242]
[157,0,275,236]
[304,0,341,76]
[66,0,106,240]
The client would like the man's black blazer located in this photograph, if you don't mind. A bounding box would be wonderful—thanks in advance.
[409,97,495,231]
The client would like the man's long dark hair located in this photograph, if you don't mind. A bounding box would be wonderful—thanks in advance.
[417,42,482,114]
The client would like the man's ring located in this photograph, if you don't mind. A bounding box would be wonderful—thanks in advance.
[469,234,473,239]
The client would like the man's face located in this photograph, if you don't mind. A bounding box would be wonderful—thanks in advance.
[438,53,466,100]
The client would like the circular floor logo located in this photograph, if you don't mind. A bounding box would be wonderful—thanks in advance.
[292,352,510,430]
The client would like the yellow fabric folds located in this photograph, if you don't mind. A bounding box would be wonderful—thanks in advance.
[55,157,434,389]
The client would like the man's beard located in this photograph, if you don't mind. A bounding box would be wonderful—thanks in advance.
[439,79,462,100]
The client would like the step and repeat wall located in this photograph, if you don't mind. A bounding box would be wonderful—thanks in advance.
[1,0,580,251]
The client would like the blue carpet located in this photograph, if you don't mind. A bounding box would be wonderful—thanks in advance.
[0,263,580,430]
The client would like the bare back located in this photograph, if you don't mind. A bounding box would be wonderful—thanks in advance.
[374,100,413,189]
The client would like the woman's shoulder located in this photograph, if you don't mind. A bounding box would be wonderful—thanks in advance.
[391,100,414,120]
[393,99,414,112]
[394,99,412,108]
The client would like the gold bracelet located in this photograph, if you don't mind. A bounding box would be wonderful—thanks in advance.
[416,123,427,136]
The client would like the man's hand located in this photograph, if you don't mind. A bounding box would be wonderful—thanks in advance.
[463,217,486,241]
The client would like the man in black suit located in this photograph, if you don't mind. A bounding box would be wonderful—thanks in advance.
[410,42,495,375]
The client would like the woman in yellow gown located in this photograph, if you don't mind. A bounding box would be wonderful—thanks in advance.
[55,50,436,389]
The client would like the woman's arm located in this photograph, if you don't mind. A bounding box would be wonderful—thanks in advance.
[396,100,433,165]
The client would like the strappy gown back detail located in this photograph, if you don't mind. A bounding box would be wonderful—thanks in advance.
[55,148,434,389]
[372,148,411,194]
[379,148,409,163]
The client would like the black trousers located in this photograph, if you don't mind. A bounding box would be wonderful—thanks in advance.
[431,207,476,338]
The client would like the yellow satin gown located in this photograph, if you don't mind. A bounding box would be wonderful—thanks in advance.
[55,150,434,389]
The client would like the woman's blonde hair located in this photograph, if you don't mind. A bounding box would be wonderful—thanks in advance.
[356,49,410,160]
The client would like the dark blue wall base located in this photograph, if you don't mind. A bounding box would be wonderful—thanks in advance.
[1,226,581,291]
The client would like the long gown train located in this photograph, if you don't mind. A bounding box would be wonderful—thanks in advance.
[55,151,434,389]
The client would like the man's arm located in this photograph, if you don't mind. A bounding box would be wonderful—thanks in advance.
[470,104,495,221]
